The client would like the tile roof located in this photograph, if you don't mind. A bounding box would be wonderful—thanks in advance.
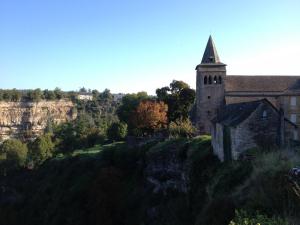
[225,76,300,92]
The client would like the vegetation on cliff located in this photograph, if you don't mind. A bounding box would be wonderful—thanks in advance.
[0,136,299,225]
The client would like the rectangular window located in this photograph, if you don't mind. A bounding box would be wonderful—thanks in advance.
[291,114,297,123]
[291,96,297,106]
[294,130,298,140]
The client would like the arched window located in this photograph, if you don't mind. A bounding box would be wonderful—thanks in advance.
[204,76,207,85]
[218,76,222,84]
[208,76,212,84]
[262,110,267,119]
[213,76,217,84]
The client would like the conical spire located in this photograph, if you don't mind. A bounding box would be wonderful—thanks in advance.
[201,35,221,64]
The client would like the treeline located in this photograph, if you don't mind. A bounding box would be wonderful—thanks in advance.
[0,80,196,169]
[0,88,75,102]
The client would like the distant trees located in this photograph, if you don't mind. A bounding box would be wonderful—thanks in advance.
[53,113,106,152]
[0,87,73,102]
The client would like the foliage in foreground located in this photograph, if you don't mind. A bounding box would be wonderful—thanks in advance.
[229,210,290,225]
[0,137,300,225]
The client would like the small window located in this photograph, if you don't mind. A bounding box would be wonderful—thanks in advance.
[207,110,211,116]
[207,96,211,99]
[291,96,297,106]
[262,110,267,119]
[213,76,217,84]
[204,76,207,85]
[291,114,297,123]
[218,76,222,84]
[208,76,212,84]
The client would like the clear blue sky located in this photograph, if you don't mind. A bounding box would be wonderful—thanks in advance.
[1,0,300,94]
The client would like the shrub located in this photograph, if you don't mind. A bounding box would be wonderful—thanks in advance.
[107,122,128,141]
[229,210,290,225]
[0,139,28,168]
[169,118,196,138]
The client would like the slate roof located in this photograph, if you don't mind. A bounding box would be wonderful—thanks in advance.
[225,76,300,92]
[213,100,262,126]
[214,99,298,128]
[201,35,221,64]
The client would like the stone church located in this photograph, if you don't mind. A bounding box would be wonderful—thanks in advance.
[195,36,300,161]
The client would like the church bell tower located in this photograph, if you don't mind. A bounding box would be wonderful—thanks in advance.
[195,36,226,134]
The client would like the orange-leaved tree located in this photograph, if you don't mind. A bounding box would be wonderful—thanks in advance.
[131,100,168,136]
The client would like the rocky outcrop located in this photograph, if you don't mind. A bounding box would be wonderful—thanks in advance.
[144,140,190,224]
[0,100,77,140]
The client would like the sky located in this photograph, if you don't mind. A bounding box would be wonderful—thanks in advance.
[0,0,300,94]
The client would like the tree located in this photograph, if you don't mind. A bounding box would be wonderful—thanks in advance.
[107,122,128,141]
[43,89,56,100]
[26,89,43,102]
[117,92,150,133]
[79,87,87,93]
[156,80,195,122]
[11,89,21,102]
[28,134,55,166]
[1,139,28,168]
[54,87,63,100]
[131,100,168,136]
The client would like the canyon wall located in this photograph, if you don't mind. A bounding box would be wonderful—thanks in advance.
[0,100,77,141]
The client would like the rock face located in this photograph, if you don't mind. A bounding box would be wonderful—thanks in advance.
[144,140,190,224]
[0,100,77,140]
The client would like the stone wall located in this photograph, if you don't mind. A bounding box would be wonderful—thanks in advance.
[0,100,77,141]
[196,65,226,134]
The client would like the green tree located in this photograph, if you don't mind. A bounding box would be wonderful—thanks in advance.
[26,89,43,102]
[11,89,21,102]
[107,122,128,141]
[43,89,56,100]
[156,80,195,122]
[54,87,63,100]
[1,139,28,168]
[28,134,55,166]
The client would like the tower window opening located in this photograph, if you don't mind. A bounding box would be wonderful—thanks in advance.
[262,110,267,119]
[208,76,212,84]
[213,76,217,84]
[208,96,211,99]
[204,76,207,85]
[218,76,222,84]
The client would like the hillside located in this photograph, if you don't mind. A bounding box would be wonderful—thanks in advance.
[0,137,299,225]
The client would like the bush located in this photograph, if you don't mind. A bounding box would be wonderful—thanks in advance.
[107,122,128,141]
[0,139,28,168]
[169,118,196,138]
[229,210,290,225]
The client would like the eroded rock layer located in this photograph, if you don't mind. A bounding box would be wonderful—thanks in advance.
[0,100,77,140]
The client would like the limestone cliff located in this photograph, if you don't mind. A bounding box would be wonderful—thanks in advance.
[0,100,77,140]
